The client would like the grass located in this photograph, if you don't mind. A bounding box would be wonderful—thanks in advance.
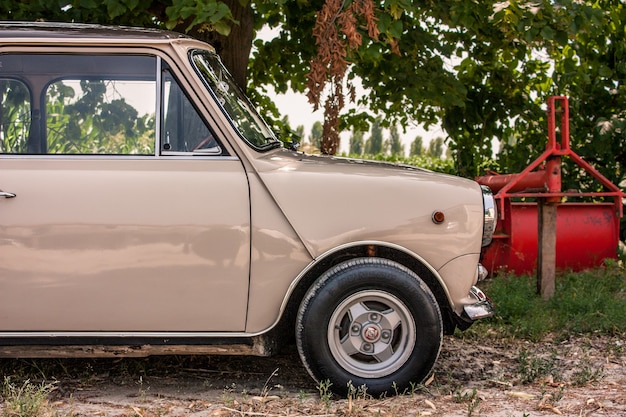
[1,377,55,417]
[516,349,559,384]
[466,260,626,340]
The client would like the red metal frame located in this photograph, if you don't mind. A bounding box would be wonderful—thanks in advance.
[478,96,624,220]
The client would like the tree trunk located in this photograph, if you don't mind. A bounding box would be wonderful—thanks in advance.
[177,1,254,90]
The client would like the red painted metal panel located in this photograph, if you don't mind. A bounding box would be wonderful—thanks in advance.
[481,202,619,275]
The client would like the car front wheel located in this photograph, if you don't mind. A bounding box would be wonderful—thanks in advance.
[296,258,443,396]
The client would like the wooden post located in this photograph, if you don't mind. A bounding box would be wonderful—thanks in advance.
[537,199,557,299]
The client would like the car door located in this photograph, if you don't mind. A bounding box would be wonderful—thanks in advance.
[0,52,250,333]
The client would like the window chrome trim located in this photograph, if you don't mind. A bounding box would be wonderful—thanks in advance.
[156,154,237,160]
[162,148,223,156]
[481,185,497,247]
[0,331,256,338]
[155,56,162,158]
[0,154,238,161]
[189,49,281,152]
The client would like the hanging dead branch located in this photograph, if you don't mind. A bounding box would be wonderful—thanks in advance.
[306,0,381,155]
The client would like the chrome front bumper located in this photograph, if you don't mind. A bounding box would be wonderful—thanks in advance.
[463,285,495,321]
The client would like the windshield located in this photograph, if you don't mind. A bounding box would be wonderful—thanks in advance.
[191,50,280,150]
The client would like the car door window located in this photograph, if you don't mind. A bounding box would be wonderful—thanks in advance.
[43,55,157,155]
[46,78,156,155]
[161,66,223,155]
[0,54,157,155]
[0,79,31,154]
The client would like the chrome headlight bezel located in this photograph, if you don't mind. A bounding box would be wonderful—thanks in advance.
[481,185,497,247]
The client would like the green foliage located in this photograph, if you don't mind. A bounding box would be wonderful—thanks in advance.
[250,0,626,183]
[46,80,154,155]
[517,350,558,384]
[343,152,456,175]
[402,154,455,175]
[427,137,444,159]
[491,1,626,190]
[571,365,604,386]
[409,135,424,157]
[0,80,31,153]
[471,262,626,340]
[453,387,482,416]
[309,121,323,150]
[0,0,162,28]
[165,0,235,34]
[364,117,383,154]
[1,377,54,417]
[349,129,365,155]
[316,379,333,408]
[386,125,403,156]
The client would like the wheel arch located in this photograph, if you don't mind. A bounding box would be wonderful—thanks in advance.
[275,243,458,343]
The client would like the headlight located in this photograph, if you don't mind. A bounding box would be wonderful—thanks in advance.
[481,185,497,247]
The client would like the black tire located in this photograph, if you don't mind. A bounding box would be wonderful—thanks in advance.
[296,258,443,396]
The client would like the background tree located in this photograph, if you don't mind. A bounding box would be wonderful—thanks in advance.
[427,137,444,159]
[495,0,626,192]
[364,117,383,155]
[387,125,403,156]
[309,120,323,150]
[445,145,453,160]
[410,135,424,157]
[349,129,365,155]
[295,124,305,143]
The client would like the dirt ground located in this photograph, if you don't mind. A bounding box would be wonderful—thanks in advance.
[1,334,624,417]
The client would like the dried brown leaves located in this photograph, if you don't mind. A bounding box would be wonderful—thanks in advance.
[306,0,381,155]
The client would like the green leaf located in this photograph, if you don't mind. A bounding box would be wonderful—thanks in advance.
[554,30,569,46]
[540,25,554,40]
[388,2,404,20]
[106,1,126,19]
[126,0,139,11]
[211,3,233,23]
[213,20,232,36]
[377,13,392,33]
[387,20,403,39]
[79,0,99,9]
[598,65,613,78]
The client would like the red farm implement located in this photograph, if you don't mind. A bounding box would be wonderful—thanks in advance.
[476,97,624,285]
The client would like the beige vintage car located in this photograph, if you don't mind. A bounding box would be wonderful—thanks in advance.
[0,22,496,395]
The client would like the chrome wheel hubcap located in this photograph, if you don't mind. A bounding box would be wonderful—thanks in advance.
[327,290,416,378]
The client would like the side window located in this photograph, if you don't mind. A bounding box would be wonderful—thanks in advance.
[40,55,157,155]
[0,54,222,157]
[161,67,222,155]
[46,78,156,155]
[0,79,31,154]
[0,54,157,155]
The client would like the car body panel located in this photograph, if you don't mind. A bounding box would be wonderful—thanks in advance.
[0,157,250,331]
[253,150,484,266]
[245,150,484,320]
[245,171,314,332]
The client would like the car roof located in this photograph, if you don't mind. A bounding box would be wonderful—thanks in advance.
[0,21,189,41]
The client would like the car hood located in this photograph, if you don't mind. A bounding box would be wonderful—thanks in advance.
[251,149,484,270]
